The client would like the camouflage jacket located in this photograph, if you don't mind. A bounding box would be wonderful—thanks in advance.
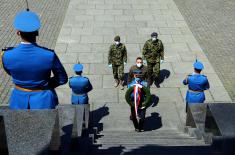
[127,65,148,84]
[108,43,127,65]
[142,39,164,63]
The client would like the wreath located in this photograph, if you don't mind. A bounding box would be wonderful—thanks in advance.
[125,86,152,108]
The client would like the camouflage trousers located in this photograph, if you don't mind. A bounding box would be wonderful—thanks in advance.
[112,64,124,80]
[147,62,160,81]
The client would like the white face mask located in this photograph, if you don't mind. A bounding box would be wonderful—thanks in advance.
[136,63,142,68]
[152,37,157,41]
[115,41,120,45]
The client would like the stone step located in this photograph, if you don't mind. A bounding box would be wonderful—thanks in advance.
[97,131,190,137]
[95,138,206,145]
[90,146,219,155]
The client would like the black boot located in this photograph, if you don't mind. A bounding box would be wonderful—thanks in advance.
[132,117,139,131]
[138,119,145,132]
[154,76,160,88]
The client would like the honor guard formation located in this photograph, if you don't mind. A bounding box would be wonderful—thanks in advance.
[1,1,220,134]
[1,0,235,154]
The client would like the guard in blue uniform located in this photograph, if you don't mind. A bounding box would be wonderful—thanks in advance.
[183,61,210,111]
[69,64,93,104]
[1,10,68,109]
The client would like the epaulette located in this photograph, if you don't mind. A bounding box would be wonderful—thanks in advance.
[35,45,54,52]
[2,47,14,51]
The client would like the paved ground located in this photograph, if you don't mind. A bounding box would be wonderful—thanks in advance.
[55,0,231,152]
[0,0,70,104]
[0,0,233,153]
[174,0,235,101]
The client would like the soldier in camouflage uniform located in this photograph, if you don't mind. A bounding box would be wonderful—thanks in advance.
[108,36,127,90]
[142,32,164,86]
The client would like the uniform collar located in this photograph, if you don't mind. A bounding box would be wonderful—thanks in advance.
[18,42,37,48]
[21,42,32,44]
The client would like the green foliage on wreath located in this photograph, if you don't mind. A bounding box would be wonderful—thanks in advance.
[125,86,152,108]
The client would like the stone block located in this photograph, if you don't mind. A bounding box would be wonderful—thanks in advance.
[103,75,114,88]
[95,15,114,21]
[147,21,168,27]
[78,53,103,63]
[93,27,115,35]
[134,15,154,21]
[55,43,68,53]
[209,87,232,102]
[57,53,78,64]
[89,88,118,103]
[92,43,110,53]
[124,9,143,15]
[86,9,104,15]
[150,88,183,103]
[81,36,103,43]
[71,28,93,36]
[114,15,134,21]
[113,4,132,9]
[103,21,126,28]
[67,43,92,53]
[75,15,94,21]
[137,28,159,35]
[0,109,57,155]
[105,10,123,15]
[89,64,113,75]
[126,21,147,28]
[159,28,182,35]
[95,4,113,10]
[83,21,104,27]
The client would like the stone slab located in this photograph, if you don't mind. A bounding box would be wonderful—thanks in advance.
[206,103,235,136]
[0,109,57,155]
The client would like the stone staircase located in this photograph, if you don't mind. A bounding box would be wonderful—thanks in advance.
[88,101,220,155]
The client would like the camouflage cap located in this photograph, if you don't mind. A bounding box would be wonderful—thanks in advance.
[114,35,120,41]
[151,32,158,37]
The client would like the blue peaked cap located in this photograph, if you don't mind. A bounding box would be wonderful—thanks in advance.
[193,61,204,70]
[73,64,83,72]
[14,10,41,32]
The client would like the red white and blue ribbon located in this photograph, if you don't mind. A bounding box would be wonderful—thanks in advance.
[133,83,142,120]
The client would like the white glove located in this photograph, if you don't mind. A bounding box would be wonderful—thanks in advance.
[160,60,164,64]
[108,64,112,68]
[143,60,147,65]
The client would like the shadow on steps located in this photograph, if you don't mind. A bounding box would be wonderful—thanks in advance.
[89,144,225,155]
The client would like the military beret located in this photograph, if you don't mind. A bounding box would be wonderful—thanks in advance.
[151,32,158,37]
[114,35,120,41]
[73,64,83,72]
[14,10,41,32]
[193,61,204,70]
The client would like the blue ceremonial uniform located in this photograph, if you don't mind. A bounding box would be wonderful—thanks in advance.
[69,64,93,104]
[69,76,93,104]
[2,43,68,109]
[183,61,210,104]
[0,10,68,109]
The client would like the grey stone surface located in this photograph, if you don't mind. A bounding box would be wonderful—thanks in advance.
[53,0,233,153]
[206,103,235,136]
[0,109,57,155]
[174,0,235,101]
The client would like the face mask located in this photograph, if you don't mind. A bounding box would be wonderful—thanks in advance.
[115,41,120,45]
[152,37,157,41]
[136,63,142,68]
